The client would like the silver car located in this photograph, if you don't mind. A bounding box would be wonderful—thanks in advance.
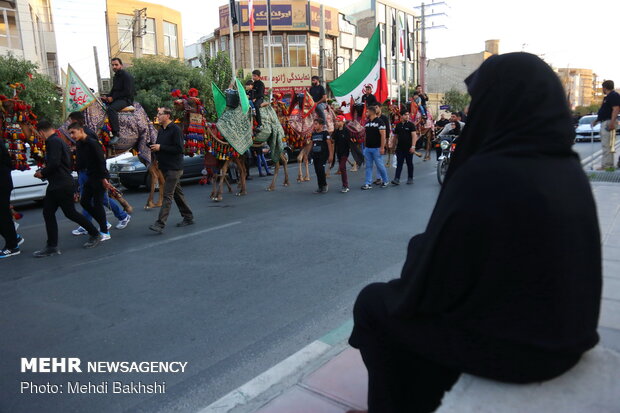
[575,115,620,142]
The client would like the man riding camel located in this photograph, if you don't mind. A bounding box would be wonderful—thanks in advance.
[101,58,135,145]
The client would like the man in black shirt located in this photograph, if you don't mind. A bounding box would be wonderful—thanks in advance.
[592,79,619,169]
[309,76,327,126]
[0,136,22,258]
[252,70,265,129]
[391,111,418,185]
[102,58,134,144]
[361,85,378,107]
[330,115,351,192]
[149,107,194,233]
[33,120,102,257]
[361,106,389,189]
[69,122,111,240]
[311,118,330,193]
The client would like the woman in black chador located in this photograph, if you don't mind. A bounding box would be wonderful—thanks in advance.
[348,53,602,413]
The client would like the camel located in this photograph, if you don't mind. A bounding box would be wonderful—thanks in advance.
[273,92,336,183]
[58,100,163,210]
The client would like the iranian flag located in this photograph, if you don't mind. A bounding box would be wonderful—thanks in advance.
[329,26,387,119]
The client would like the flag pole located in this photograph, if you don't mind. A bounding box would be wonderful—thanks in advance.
[248,0,254,70]
[267,0,273,100]
[228,0,236,83]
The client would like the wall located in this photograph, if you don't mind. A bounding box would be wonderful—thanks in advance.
[426,52,488,93]
[106,0,183,67]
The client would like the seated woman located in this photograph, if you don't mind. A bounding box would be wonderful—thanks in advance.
[348,53,602,413]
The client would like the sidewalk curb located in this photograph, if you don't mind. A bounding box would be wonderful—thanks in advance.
[198,319,354,413]
[580,142,620,167]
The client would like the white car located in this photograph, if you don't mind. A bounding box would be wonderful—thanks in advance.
[575,115,620,142]
[10,151,134,204]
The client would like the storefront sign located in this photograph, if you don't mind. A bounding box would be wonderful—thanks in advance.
[244,67,313,95]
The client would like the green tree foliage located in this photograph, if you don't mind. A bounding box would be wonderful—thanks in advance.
[441,88,471,113]
[128,52,233,121]
[0,54,62,124]
[574,104,599,117]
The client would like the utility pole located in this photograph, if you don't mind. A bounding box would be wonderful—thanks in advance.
[228,1,236,79]
[93,46,103,94]
[132,8,145,59]
[319,4,325,87]
[413,2,447,92]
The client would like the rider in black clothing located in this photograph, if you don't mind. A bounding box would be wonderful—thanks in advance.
[102,58,135,145]
[252,70,266,130]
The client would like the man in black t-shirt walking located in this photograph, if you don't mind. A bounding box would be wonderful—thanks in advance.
[361,106,389,190]
[391,111,418,185]
[592,80,620,169]
[311,119,330,193]
[309,76,327,126]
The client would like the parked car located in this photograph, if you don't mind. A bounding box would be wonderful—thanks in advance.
[109,154,206,190]
[10,151,133,204]
[10,156,48,204]
[575,114,620,142]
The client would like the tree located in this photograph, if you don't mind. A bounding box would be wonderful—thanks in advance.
[574,104,599,117]
[0,54,62,124]
[128,52,233,121]
[441,88,471,113]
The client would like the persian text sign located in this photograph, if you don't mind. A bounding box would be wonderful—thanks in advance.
[63,65,97,114]
[245,67,312,94]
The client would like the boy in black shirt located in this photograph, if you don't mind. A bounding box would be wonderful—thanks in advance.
[69,122,111,240]
[331,115,351,192]
[252,70,265,130]
[33,120,102,257]
[311,118,330,193]
[392,111,418,185]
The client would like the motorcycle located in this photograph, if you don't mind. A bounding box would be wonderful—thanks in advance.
[436,135,457,185]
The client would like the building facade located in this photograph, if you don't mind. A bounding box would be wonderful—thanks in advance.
[557,68,596,109]
[344,0,420,100]
[0,0,59,83]
[185,32,218,68]
[426,40,499,94]
[200,0,417,97]
[105,0,183,67]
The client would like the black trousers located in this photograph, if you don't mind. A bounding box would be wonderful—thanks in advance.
[312,153,327,189]
[350,283,461,413]
[106,99,130,136]
[394,149,414,180]
[80,178,107,233]
[0,186,18,249]
[43,186,99,247]
[254,98,263,126]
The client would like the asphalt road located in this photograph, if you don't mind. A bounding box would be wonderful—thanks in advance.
[1,154,443,413]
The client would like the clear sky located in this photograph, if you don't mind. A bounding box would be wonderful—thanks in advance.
[52,0,620,91]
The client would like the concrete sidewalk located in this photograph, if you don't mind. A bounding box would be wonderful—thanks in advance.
[201,174,620,413]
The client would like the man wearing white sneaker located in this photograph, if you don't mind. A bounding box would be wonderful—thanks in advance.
[69,122,112,241]
[0,135,22,258]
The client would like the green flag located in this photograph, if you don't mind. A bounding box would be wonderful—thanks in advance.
[211,81,226,118]
[63,64,97,117]
[235,78,250,114]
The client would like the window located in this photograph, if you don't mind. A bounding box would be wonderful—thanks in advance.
[310,36,319,68]
[324,38,333,70]
[263,35,283,67]
[143,18,156,55]
[391,57,397,79]
[288,34,307,67]
[163,21,178,58]
[0,5,22,49]
[220,37,227,52]
[117,14,134,53]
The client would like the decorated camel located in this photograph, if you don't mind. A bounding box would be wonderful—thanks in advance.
[0,84,45,170]
[58,99,163,209]
[273,91,336,182]
[172,83,289,202]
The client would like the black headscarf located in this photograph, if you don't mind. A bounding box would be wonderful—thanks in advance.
[445,52,576,184]
[387,53,601,359]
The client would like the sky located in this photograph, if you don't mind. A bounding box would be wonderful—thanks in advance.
[52,0,620,91]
